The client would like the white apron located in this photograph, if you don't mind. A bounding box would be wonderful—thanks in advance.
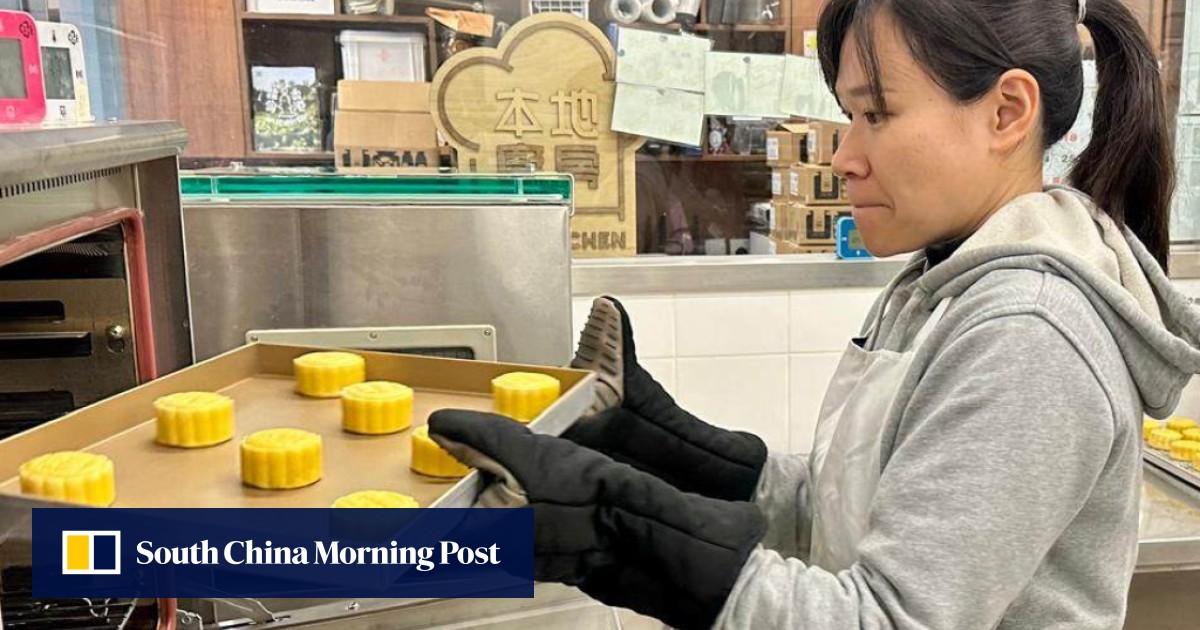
[809,298,952,572]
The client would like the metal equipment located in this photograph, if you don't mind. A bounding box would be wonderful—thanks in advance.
[0,146,609,628]
[0,121,189,630]
[181,172,576,367]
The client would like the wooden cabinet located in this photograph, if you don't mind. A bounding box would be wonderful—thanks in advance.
[119,0,248,158]
[118,0,437,161]
[788,0,823,55]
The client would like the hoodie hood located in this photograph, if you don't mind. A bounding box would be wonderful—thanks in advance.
[913,187,1200,418]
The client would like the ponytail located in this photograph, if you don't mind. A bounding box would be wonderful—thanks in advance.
[1071,0,1174,271]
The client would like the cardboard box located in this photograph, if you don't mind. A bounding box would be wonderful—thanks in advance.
[770,200,788,233]
[806,121,843,165]
[335,80,440,173]
[774,202,795,242]
[766,122,809,166]
[767,233,833,254]
[789,163,847,205]
[793,204,853,245]
[771,168,787,197]
[768,201,806,243]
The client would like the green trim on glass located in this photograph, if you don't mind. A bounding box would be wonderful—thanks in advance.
[180,174,573,201]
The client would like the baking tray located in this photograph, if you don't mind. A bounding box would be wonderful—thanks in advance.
[0,343,596,509]
[1143,448,1200,492]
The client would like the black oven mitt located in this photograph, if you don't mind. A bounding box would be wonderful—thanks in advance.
[567,296,768,502]
[428,409,766,630]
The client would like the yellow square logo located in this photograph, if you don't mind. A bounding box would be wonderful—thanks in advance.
[61,530,120,575]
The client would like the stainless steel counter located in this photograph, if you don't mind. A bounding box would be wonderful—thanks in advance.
[572,253,909,295]
[1139,466,1200,571]
[572,245,1200,295]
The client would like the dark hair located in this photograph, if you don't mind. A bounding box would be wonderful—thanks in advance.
[817,0,1174,270]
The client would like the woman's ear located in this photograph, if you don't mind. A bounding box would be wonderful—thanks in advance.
[989,68,1042,154]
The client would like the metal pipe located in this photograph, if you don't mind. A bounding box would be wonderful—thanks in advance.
[156,598,177,630]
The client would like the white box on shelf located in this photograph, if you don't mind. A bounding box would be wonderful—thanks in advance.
[338,30,427,82]
[749,231,776,255]
[247,0,336,14]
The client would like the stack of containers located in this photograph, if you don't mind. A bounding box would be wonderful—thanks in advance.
[333,29,435,173]
[767,120,851,253]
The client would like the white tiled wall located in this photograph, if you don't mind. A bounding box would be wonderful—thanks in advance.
[677,355,790,449]
[570,289,879,453]
[790,290,879,352]
[675,293,789,357]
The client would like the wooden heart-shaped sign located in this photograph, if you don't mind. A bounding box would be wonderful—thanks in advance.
[431,13,645,257]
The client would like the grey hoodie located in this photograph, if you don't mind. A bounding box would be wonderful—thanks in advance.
[714,189,1200,629]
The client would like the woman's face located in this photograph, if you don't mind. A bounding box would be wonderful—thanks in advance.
[832,13,1040,256]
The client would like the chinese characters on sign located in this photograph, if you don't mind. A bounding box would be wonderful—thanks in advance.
[494,89,602,187]
[431,14,643,257]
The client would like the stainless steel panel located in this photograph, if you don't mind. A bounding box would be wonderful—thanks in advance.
[134,156,194,375]
[0,168,136,249]
[183,205,306,348]
[571,255,909,296]
[246,325,498,361]
[1127,570,1200,629]
[1170,245,1200,280]
[0,121,186,188]
[183,203,574,366]
[194,584,619,629]
[1138,466,1200,571]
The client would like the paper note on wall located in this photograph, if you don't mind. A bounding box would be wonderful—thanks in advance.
[778,55,847,123]
[612,83,705,146]
[705,52,787,118]
[1173,116,1200,240]
[1179,0,1200,115]
[616,28,711,93]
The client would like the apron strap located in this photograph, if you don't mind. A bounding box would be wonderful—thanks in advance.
[910,298,953,349]
[863,257,928,340]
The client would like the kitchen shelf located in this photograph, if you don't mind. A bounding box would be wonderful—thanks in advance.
[249,151,336,162]
[695,23,788,33]
[242,13,430,27]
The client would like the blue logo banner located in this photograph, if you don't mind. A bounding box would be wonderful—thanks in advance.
[34,508,533,598]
